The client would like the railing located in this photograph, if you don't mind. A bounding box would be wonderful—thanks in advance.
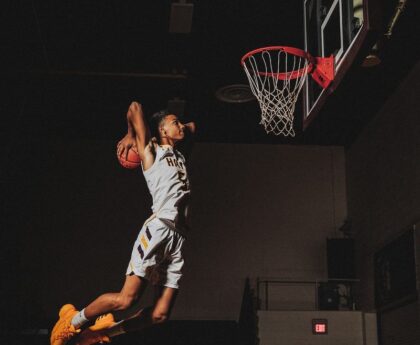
[256,278,360,311]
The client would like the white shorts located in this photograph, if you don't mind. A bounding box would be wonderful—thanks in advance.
[126,218,185,289]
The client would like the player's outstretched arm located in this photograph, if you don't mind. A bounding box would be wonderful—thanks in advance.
[126,102,151,156]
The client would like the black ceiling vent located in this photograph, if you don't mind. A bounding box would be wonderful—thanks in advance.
[215,84,255,104]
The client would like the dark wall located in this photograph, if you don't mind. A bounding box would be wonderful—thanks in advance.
[10,138,152,328]
[181,143,346,319]
[4,76,347,327]
[2,75,158,329]
[346,60,420,343]
[12,141,346,323]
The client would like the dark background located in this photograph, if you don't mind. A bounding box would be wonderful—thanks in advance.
[2,0,419,146]
[2,1,420,344]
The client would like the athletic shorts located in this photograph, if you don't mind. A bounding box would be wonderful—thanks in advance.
[126,218,185,289]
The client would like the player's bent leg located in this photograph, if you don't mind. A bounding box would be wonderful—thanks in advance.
[150,286,178,324]
[74,308,149,345]
[84,274,146,318]
[77,286,179,345]
[51,275,146,345]
[121,286,178,333]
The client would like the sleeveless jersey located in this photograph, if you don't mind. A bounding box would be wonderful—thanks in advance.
[142,145,190,235]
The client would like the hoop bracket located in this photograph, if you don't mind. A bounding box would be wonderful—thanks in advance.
[311,55,334,89]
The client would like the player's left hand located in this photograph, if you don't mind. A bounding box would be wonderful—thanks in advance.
[117,134,137,160]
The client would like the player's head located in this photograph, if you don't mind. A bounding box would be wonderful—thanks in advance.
[150,109,185,143]
[150,109,170,138]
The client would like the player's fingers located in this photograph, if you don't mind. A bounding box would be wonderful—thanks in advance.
[124,146,130,160]
[120,146,126,158]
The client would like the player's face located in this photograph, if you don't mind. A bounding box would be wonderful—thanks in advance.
[160,115,185,141]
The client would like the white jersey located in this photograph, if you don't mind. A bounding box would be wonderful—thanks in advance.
[142,145,190,235]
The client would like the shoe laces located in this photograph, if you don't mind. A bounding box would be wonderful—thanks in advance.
[96,313,111,321]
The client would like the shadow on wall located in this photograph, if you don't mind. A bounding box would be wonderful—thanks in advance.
[238,278,259,345]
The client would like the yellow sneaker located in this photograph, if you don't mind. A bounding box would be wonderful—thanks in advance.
[75,328,111,345]
[50,304,81,345]
[90,314,116,331]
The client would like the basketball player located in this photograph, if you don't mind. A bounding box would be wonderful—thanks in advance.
[50,101,195,345]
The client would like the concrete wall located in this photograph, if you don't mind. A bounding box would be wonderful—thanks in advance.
[346,60,420,342]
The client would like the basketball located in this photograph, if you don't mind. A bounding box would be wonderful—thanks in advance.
[118,147,141,169]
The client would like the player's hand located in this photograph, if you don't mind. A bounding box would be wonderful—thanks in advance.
[184,122,196,134]
[128,101,142,119]
[117,134,137,160]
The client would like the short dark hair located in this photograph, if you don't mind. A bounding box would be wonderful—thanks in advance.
[149,109,171,138]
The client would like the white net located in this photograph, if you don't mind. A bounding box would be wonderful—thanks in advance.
[242,48,310,137]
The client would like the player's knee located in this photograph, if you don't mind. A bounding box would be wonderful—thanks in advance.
[151,311,168,324]
[114,294,136,310]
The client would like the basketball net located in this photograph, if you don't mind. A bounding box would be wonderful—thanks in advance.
[241,46,334,137]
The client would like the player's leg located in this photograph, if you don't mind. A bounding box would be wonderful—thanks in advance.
[50,275,147,345]
[75,226,184,345]
[83,274,146,318]
[123,285,178,332]
[77,286,178,345]
[74,286,178,345]
[71,219,160,328]
[76,230,185,344]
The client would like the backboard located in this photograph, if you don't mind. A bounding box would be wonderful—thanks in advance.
[303,0,368,129]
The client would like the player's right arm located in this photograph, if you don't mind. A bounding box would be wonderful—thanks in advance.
[117,102,156,170]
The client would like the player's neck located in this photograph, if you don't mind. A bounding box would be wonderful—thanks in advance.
[160,137,177,147]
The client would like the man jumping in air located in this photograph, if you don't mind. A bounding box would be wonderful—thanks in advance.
[50,101,195,345]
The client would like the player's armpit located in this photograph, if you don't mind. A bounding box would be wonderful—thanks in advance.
[141,140,158,171]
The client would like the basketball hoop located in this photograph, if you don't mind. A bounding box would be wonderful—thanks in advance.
[241,46,334,136]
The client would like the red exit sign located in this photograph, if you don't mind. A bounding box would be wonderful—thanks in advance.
[312,319,328,334]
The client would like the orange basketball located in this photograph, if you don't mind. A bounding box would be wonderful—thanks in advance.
[118,147,141,169]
